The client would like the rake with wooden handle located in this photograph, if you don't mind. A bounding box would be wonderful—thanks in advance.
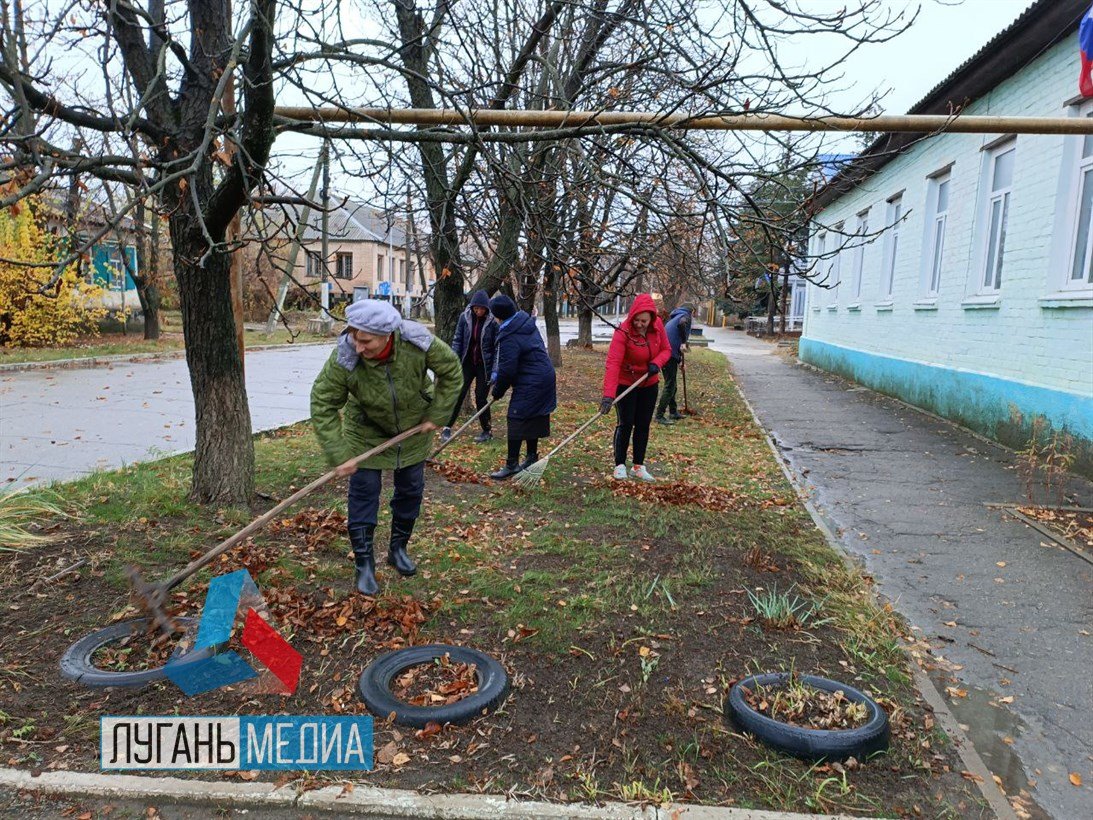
[514,374,650,488]
[128,423,431,638]
[428,396,501,461]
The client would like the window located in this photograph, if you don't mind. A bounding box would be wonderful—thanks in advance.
[980,143,1015,293]
[306,250,322,278]
[376,254,385,281]
[925,171,950,296]
[811,231,827,309]
[1067,115,1093,289]
[880,195,902,299]
[399,258,407,286]
[828,222,843,305]
[850,209,869,302]
[336,252,353,279]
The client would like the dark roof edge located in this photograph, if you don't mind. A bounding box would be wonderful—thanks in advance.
[811,0,1088,212]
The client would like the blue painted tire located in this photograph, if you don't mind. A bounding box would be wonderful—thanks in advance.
[358,644,509,728]
[725,673,890,761]
[60,617,212,688]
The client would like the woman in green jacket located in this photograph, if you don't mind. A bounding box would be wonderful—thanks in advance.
[311,300,461,595]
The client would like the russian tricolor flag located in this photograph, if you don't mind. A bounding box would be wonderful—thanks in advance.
[1081,3,1093,97]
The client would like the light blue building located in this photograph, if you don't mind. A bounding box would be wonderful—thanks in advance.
[803,0,1093,473]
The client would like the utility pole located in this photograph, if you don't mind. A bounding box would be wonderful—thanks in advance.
[319,139,332,330]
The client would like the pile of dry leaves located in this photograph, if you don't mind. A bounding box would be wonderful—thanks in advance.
[609,480,742,512]
[268,506,348,550]
[394,653,479,707]
[428,461,493,485]
[742,680,870,730]
[1016,505,1093,548]
[263,588,435,650]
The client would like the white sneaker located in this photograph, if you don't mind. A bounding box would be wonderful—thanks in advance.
[630,465,655,482]
[612,465,629,480]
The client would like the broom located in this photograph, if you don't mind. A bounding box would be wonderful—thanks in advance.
[428,396,501,461]
[514,374,650,488]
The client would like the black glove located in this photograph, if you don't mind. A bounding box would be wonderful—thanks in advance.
[492,384,506,401]
[599,396,614,415]
[647,363,660,375]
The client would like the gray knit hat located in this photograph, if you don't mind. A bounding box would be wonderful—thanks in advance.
[345,299,401,334]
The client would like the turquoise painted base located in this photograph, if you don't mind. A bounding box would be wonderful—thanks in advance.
[798,338,1093,476]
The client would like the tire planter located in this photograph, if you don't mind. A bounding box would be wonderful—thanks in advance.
[725,673,889,761]
[358,644,509,728]
[60,617,213,689]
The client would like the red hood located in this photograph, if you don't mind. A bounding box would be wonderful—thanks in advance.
[623,293,659,330]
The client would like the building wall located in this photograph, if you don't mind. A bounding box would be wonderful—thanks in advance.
[295,240,417,299]
[802,35,1093,471]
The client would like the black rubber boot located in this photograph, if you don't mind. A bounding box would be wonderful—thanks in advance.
[518,450,539,471]
[349,525,379,596]
[489,461,523,480]
[387,517,418,577]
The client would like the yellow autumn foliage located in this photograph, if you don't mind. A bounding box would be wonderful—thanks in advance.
[0,201,106,347]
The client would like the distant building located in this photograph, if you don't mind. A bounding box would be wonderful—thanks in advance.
[295,200,427,314]
[804,0,1093,472]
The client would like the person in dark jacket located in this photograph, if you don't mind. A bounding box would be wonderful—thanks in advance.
[311,300,462,595]
[655,304,694,425]
[487,294,557,479]
[442,290,497,443]
[600,293,672,481]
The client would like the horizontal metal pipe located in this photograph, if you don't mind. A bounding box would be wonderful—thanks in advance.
[273,107,1093,135]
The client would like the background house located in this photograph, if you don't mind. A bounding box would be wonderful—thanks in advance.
[295,200,426,315]
[803,0,1093,473]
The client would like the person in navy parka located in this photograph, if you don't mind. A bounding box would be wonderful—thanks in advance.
[486,294,557,480]
[655,304,694,424]
[443,290,498,443]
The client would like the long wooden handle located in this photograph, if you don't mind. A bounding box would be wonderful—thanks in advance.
[162,423,429,591]
[540,374,650,462]
[429,397,499,459]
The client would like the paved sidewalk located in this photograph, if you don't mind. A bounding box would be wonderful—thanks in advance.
[1,346,333,489]
[703,328,1092,820]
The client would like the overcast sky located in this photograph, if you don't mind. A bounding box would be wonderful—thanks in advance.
[834,0,1037,115]
[245,0,1047,208]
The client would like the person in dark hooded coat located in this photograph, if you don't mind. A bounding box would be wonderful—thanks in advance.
[655,304,694,424]
[487,294,557,479]
[443,290,497,443]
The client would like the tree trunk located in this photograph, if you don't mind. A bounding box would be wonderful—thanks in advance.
[543,266,561,366]
[134,198,161,340]
[577,305,593,346]
[171,209,254,505]
[475,187,523,297]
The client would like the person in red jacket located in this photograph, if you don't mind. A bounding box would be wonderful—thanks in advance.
[600,293,672,481]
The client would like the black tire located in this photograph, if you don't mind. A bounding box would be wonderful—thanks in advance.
[725,673,890,761]
[358,644,509,728]
[60,617,213,689]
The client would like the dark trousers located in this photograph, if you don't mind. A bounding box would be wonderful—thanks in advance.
[656,358,679,417]
[347,461,425,528]
[613,383,658,466]
[507,437,539,464]
[447,358,491,431]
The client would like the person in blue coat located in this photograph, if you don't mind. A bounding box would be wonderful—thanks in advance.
[443,290,498,443]
[487,294,557,479]
[656,304,694,424]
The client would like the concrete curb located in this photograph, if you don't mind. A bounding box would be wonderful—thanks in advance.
[0,342,331,373]
[717,347,1016,820]
[0,768,867,819]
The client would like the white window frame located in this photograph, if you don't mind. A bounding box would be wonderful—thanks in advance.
[1063,106,1093,292]
[879,194,902,301]
[810,231,827,310]
[978,141,1015,294]
[827,222,844,307]
[849,208,869,304]
[922,170,951,298]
